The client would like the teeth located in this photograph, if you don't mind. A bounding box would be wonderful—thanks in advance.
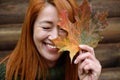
[47,44,57,48]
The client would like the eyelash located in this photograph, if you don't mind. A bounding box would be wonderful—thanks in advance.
[59,28,65,32]
[42,27,51,30]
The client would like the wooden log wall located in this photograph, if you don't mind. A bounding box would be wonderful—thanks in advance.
[0,0,120,79]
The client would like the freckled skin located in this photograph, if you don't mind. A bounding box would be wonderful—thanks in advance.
[33,4,63,67]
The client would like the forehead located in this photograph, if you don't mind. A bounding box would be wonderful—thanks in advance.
[36,3,59,22]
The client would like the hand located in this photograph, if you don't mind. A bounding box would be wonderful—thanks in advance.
[74,45,101,80]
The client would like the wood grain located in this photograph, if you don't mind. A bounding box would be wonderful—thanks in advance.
[0,18,120,51]
[0,0,120,24]
[100,67,120,80]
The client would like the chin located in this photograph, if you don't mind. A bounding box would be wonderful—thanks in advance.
[47,54,61,61]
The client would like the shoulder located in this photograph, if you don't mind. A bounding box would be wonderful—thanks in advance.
[0,63,6,80]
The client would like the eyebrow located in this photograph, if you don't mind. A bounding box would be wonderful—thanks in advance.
[39,20,53,25]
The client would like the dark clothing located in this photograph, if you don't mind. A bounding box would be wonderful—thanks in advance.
[0,53,67,80]
[0,63,65,80]
[0,63,6,80]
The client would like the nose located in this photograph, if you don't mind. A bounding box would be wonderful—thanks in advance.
[48,27,58,40]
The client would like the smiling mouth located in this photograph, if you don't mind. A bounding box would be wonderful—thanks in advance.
[47,44,57,49]
[43,42,59,52]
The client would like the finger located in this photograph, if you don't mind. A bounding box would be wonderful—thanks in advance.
[78,60,88,75]
[83,59,101,74]
[74,52,96,64]
[79,59,94,74]
[84,63,92,74]
[79,45,95,56]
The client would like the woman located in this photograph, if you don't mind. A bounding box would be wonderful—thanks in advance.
[0,0,101,80]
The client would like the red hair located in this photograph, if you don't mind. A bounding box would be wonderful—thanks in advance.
[4,0,79,80]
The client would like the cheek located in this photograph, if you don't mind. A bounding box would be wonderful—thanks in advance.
[33,29,48,42]
[33,31,45,50]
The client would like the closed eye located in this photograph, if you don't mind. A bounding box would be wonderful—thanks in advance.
[39,21,53,30]
[42,27,51,30]
[58,27,68,37]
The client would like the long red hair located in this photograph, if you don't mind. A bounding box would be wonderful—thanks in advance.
[4,0,79,80]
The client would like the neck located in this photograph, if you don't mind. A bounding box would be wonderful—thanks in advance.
[46,60,57,68]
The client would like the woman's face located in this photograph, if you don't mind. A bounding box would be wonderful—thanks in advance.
[33,3,66,66]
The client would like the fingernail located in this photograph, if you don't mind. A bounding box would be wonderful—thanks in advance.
[74,60,77,64]
[80,45,84,48]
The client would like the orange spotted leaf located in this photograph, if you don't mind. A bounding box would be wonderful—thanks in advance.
[52,11,80,61]
[52,0,108,62]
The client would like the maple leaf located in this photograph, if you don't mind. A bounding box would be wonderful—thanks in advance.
[52,0,108,62]
[52,11,80,61]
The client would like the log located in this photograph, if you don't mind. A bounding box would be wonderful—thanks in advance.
[0,0,120,24]
[95,43,120,68]
[0,0,28,3]
[0,24,21,50]
[0,2,28,24]
[101,18,120,43]
[78,0,120,18]
[0,42,120,68]
[99,67,120,80]
[0,51,11,61]
[0,18,120,50]
[90,0,120,18]
[0,52,120,80]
